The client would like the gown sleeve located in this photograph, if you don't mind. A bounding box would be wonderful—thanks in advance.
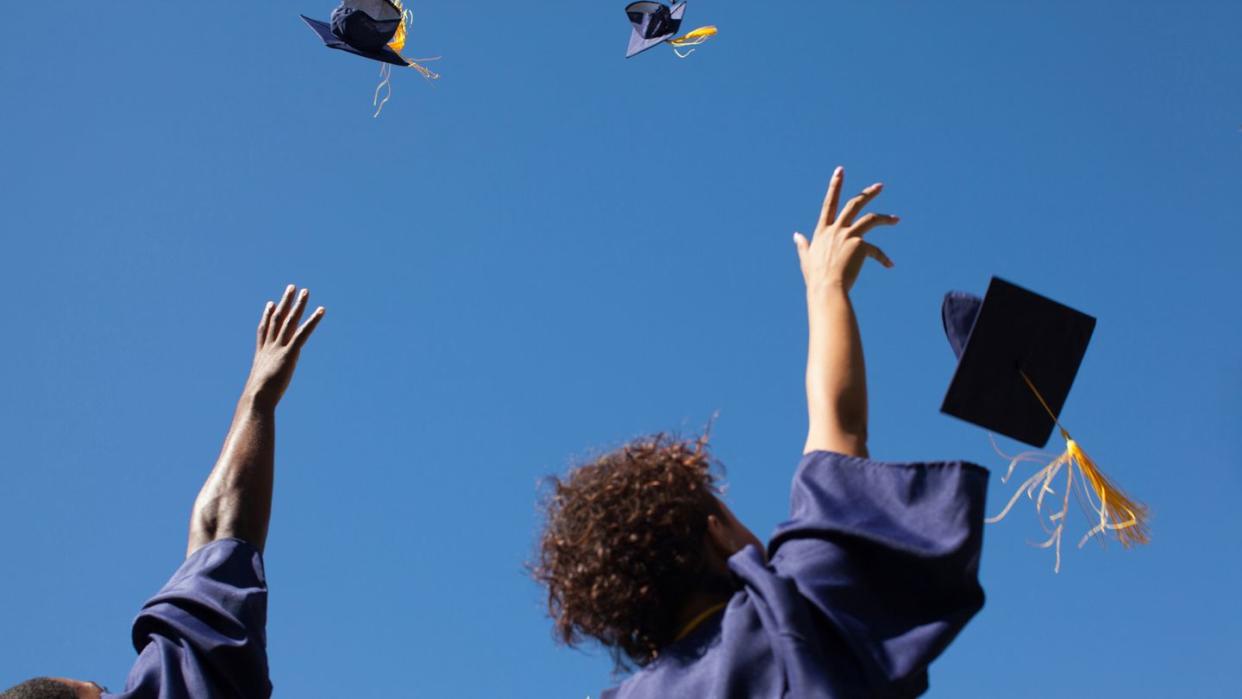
[118,538,272,699]
[766,450,988,696]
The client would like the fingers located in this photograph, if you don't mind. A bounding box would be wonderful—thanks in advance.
[838,182,883,226]
[862,242,894,268]
[818,166,845,229]
[279,288,310,344]
[291,307,326,351]
[848,213,900,238]
[256,302,275,348]
[267,285,296,342]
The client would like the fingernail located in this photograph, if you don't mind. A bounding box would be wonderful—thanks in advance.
[834,166,843,177]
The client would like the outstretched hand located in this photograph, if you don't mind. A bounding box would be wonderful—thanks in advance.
[794,167,900,295]
[246,284,325,412]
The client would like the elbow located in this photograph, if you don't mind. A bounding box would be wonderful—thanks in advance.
[190,510,219,541]
[187,492,223,556]
[829,407,869,457]
[804,420,869,458]
[837,429,869,458]
[833,404,869,443]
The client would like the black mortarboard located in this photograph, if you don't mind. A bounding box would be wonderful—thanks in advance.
[940,276,1096,448]
[625,1,686,58]
[302,0,408,66]
[940,277,1147,569]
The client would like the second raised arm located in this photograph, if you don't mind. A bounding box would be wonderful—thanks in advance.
[793,167,899,457]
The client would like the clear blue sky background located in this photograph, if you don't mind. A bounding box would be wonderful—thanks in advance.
[2,1,1239,696]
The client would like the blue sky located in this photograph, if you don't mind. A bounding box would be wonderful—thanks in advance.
[1,1,1239,696]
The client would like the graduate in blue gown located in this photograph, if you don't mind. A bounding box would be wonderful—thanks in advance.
[2,286,325,699]
[534,169,988,698]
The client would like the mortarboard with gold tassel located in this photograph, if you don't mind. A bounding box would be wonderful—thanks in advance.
[624,2,718,59]
[941,277,1149,572]
[301,0,440,117]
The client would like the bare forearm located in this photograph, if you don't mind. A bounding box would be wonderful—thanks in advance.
[182,285,322,558]
[187,393,276,556]
[794,168,895,456]
[804,287,869,457]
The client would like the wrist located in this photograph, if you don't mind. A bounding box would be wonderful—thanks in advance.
[806,281,850,306]
[237,387,278,416]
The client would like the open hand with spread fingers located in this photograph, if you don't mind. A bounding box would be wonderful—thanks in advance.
[246,284,325,412]
[794,166,900,295]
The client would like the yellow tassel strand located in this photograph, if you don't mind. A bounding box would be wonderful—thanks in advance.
[668,25,717,58]
[985,371,1148,572]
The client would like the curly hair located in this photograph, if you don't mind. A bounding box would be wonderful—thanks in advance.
[0,678,77,699]
[533,433,728,669]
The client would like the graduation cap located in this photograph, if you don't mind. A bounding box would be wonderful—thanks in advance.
[941,277,1148,571]
[624,2,718,58]
[301,0,440,116]
[302,0,406,66]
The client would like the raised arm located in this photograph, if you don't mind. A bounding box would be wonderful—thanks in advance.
[186,285,325,557]
[793,167,899,457]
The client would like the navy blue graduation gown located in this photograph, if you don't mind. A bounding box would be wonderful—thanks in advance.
[104,539,271,698]
[602,450,989,699]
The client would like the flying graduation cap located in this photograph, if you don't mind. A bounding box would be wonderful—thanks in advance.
[942,277,1148,572]
[301,0,439,117]
[624,2,717,58]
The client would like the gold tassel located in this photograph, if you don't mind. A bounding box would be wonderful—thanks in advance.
[668,25,717,58]
[986,371,1148,572]
[388,5,440,79]
[372,2,440,117]
[388,3,411,53]
[1068,439,1149,547]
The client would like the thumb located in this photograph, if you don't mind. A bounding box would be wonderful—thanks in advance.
[792,232,809,257]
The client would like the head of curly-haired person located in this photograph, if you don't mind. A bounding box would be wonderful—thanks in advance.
[534,434,765,669]
[0,677,104,699]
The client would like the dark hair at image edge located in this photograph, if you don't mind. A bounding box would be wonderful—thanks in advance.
[0,678,77,699]
[532,432,727,670]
